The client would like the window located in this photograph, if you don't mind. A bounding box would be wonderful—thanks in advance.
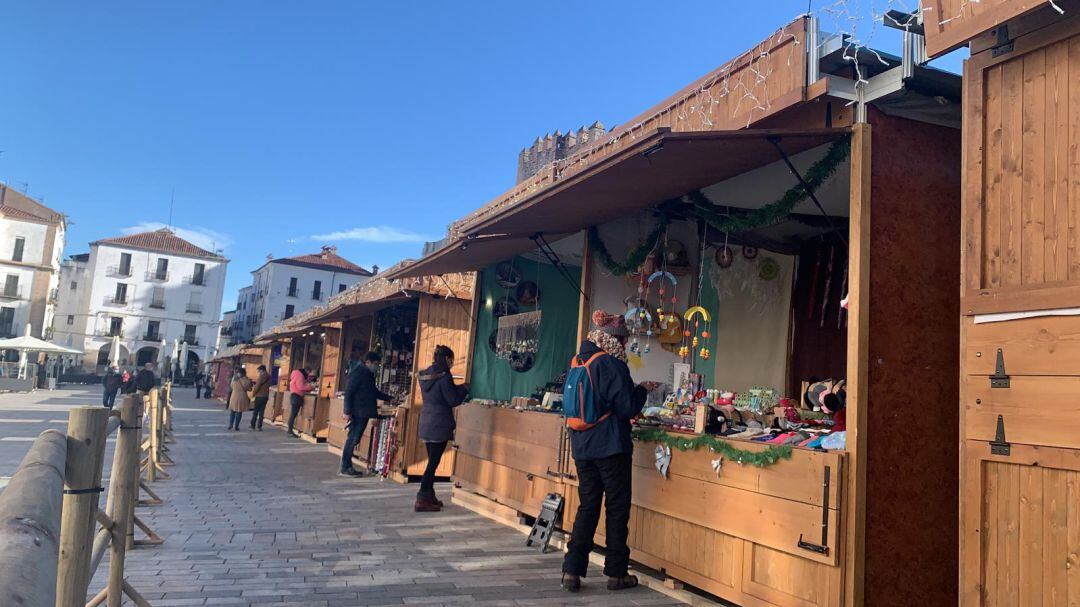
[150,287,165,309]
[287,277,298,297]
[187,291,202,314]
[114,283,128,303]
[146,320,160,339]
[12,237,25,262]
[284,304,295,319]
[109,316,123,337]
[66,315,74,326]
[312,280,322,300]
[183,324,197,342]
[118,253,132,276]
[155,258,168,280]
[0,307,14,336]
[192,263,205,286]
[3,275,18,298]
[70,280,77,291]
[338,283,347,293]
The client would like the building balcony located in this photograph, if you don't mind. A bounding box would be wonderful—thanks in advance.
[144,271,170,282]
[95,328,124,338]
[185,274,207,286]
[48,288,59,303]
[182,337,200,346]
[186,303,203,314]
[107,265,133,278]
[102,295,129,307]
[143,331,161,342]
[0,286,23,300]
[149,299,166,309]
[286,288,298,298]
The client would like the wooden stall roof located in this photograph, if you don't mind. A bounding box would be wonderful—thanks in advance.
[447,17,810,239]
[253,260,475,341]
[919,0,1056,58]
[388,127,847,280]
[210,344,267,363]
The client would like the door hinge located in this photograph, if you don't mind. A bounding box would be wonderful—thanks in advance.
[798,464,831,556]
[990,348,1010,388]
[990,415,1011,456]
[991,25,1014,57]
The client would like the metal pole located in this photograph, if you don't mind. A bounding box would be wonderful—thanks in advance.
[56,407,109,607]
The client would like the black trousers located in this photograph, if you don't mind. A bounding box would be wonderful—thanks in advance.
[102,388,119,408]
[340,416,371,472]
[287,394,303,433]
[250,396,268,428]
[418,441,448,499]
[562,452,633,578]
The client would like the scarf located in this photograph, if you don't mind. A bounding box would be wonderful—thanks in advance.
[588,329,627,362]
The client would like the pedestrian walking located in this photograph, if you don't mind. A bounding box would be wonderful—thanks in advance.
[135,362,158,395]
[204,371,215,399]
[228,367,253,431]
[339,352,393,477]
[249,365,271,430]
[101,365,122,408]
[121,368,137,394]
[194,370,205,399]
[286,367,314,438]
[560,310,648,594]
[415,345,469,512]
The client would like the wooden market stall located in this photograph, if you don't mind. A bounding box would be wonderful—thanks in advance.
[259,262,476,479]
[208,344,270,401]
[917,1,1080,604]
[389,15,963,607]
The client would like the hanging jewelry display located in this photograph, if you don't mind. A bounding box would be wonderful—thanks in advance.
[624,296,653,356]
[495,310,542,361]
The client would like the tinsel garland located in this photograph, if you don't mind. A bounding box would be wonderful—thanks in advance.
[590,136,850,276]
[632,426,793,468]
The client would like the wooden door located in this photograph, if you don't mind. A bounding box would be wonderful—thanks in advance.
[960,18,1080,604]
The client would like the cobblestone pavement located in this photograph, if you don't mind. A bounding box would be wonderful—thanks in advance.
[82,387,686,606]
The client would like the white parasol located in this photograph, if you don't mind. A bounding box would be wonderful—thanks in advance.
[0,324,83,379]
[109,334,121,367]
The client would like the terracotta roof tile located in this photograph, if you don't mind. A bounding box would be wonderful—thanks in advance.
[0,205,49,222]
[94,228,225,260]
[273,247,372,275]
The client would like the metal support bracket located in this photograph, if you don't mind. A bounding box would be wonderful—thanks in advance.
[798,465,831,556]
[991,26,1014,58]
[768,138,848,247]
[990,348,1010,388]
[990,415,1011,456]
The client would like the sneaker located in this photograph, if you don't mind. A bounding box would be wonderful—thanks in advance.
[607,575,639,591]
[561,574,581,593]
[414,498,441,513]
[338,469,363,477]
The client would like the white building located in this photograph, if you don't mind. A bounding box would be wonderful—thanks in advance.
[53,227,229,375]
[231,246,372,343]
[0,185,66,349]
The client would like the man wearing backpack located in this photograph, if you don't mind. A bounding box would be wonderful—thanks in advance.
[561,310,649,594]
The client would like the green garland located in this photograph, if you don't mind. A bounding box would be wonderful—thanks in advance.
[590,136,850,275]
[633,426,793,468]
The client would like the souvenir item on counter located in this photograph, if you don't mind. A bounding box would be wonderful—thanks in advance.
[654,444,672,478]
[516,281,540,306]
[759,257,780,281]
[820,431,846,450]
[493,298,519,318]
[541,392,563,411]
[495,261,521,288]
[742,245,759,260]
[715,245,734,268]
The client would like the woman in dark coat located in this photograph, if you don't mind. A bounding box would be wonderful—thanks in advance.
[415,345,469,512]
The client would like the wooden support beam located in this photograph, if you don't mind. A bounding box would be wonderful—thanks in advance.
[107,395,142,606]
[56,406,110,607]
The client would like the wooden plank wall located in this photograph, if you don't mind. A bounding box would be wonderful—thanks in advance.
[862,109,962,606]
[920,0,1052,57]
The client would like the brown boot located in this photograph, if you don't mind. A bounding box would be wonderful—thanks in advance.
[561,573,581,593]
[414,497,441,512]
[607,575,639,591]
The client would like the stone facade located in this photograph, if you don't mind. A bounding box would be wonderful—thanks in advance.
[515,121,607,183]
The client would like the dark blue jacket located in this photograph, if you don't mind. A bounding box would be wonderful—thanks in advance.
[567,340,646,461]
[344,364,393,418]
[417,363,468,442]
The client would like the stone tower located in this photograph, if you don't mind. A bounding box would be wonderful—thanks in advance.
[515,121,607,183]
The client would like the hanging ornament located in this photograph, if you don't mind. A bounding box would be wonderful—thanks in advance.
[654,444,672,478]
[742,245,759,260]
[711,456,723,477]
[683,306,713,363]
[759,257,780,281]
[715,245,734,269]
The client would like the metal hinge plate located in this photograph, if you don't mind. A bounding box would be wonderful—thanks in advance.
[990,415,1011,456]
[991,26,1014,57]
[990,348,1010,388]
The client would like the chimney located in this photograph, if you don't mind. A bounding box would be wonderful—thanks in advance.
[320,245,337,258]
[371,264,379,275]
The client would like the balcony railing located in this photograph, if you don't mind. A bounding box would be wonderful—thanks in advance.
[107,265,133,278]
[182,337,200,346]
[48,288,59,303]
[144,271,170,282]
[0,286,23,300]
[95,328,124,338]
[185,303,203,314]
[186,274,207,286]
[149,299,166,309]
[102,295,128,306]
[286,288,298,298]
[143,331,160,342]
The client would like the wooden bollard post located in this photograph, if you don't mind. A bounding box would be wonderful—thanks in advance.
[146,391,158,482]
[56,406,109,607]
[106,395,141,607]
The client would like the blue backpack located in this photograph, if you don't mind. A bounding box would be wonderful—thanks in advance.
[563,352,611,431]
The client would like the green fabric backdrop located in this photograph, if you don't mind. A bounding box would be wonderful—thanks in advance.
[469,256,582,401]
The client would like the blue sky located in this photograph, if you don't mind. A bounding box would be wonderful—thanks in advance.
[0,1,963,311]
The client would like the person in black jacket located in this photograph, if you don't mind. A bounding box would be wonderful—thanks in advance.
[415,345,468,512]
[561,310,648,594]
[135,363,158,394]
[339,352,394,476]
[101,365,122,408]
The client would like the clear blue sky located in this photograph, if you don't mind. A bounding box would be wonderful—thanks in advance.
[0,1,963,312]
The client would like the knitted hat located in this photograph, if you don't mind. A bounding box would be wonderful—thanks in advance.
[592,309,628,337]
